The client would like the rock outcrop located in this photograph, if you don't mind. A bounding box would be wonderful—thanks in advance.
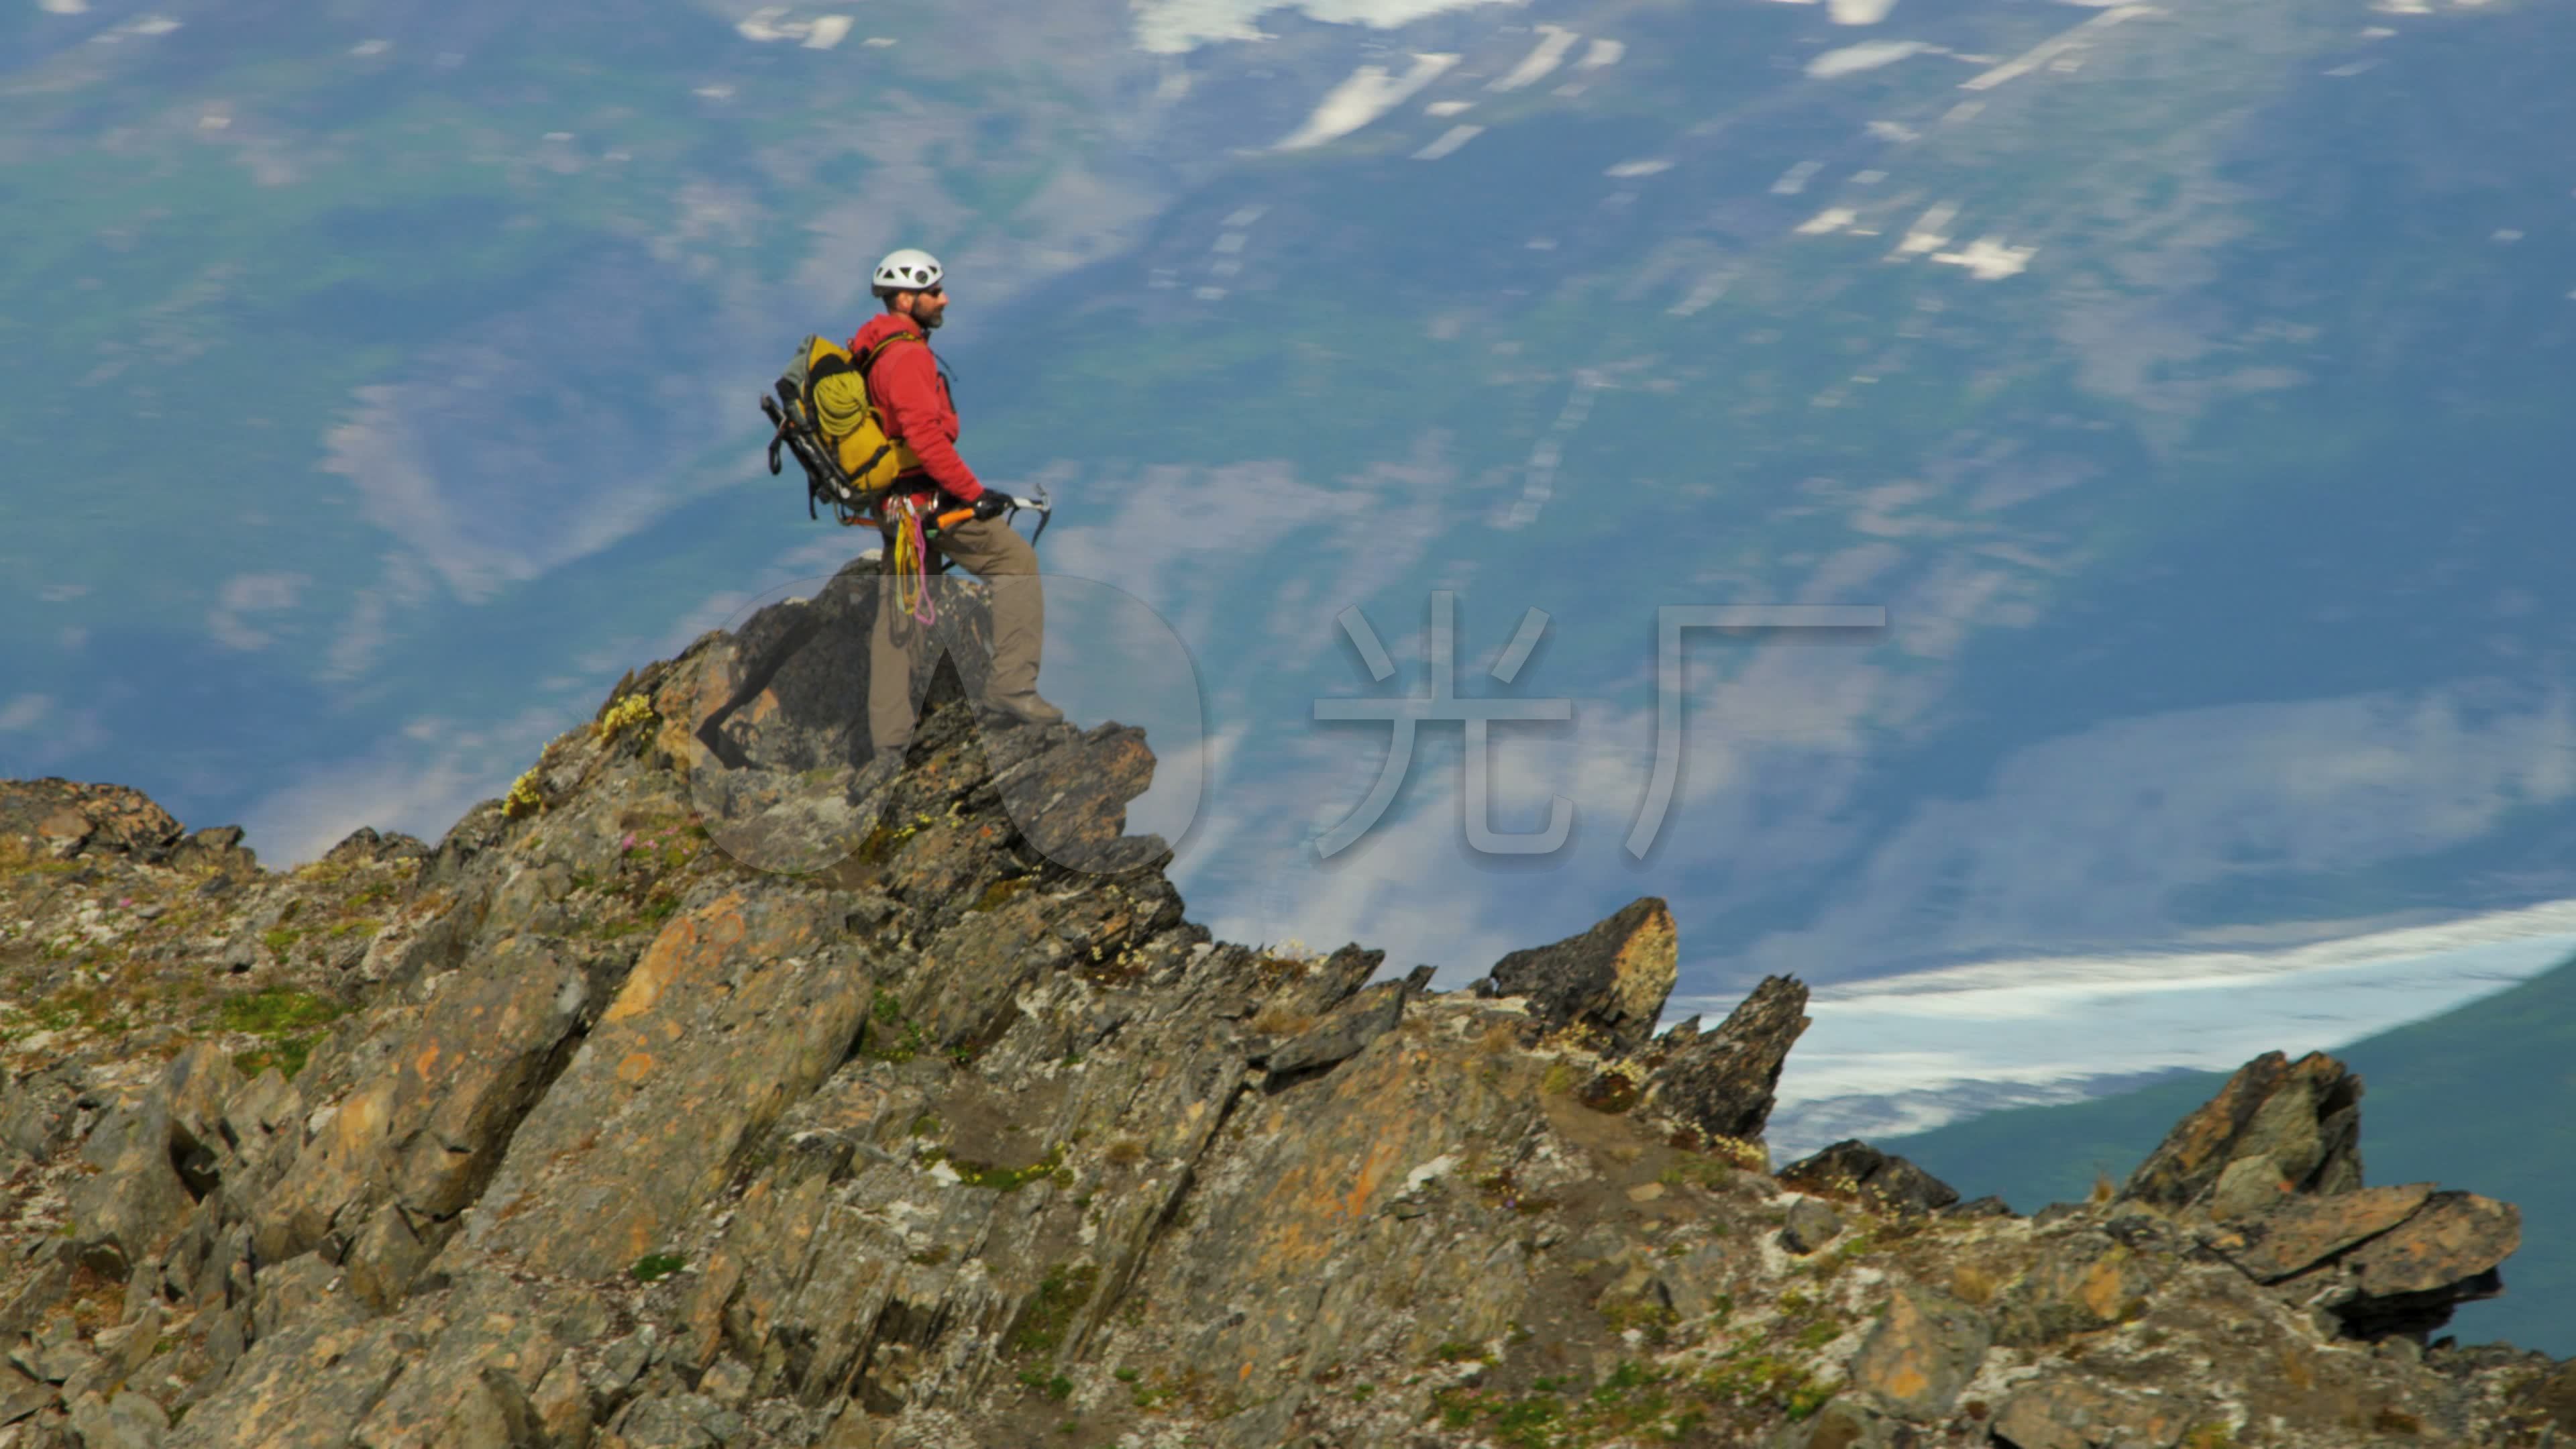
[1478,896,1678,1053]
[0,554,2565,1449]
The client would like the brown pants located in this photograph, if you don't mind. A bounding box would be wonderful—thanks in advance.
[867,513,1046,751]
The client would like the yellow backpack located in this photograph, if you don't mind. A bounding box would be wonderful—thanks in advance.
[762,330,923,523]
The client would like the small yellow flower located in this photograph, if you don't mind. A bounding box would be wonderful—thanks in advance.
[596,693,658,742]
[503,769,546,820]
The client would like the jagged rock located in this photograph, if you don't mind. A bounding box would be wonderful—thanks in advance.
[454,894,869,1282]
[1634,974,1809,1144]
[613,1391,747,1448]
[1780,1197,1844,1255]
[1990,1374,2198,1449]
[1992,1232,2169,1348]
[1846,1281,1991,1419]
[65,1389,167,1449]
[0,780,184,861]
[1778,1140,1961,1216]
[319,827,429,867]
[1261,980,1407,1077]
[7,541,2562,1449]
[66,1098,193,1279]
[2121,1050,2363,1212]
[2206,1154,2294,1221]
[2324,1191,2519,1339]
[250,932,604,1274]
[2208,1182,2436,1283]
[2511,1357,2576,1433]
[1945,1195,2015,1220]
[1776,1398,1906,1449]
[1481,896,1676,1052]
[1648,1242,1733,1322]
[0,1361,53,1426]
[2,1063,90,1165]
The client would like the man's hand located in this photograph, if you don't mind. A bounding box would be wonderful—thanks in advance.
[971,491,1013,521]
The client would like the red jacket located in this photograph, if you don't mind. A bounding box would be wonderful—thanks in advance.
[849,311,983,503]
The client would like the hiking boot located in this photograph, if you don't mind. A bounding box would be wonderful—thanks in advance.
[976,692,1063,729]
[869,745,907,775]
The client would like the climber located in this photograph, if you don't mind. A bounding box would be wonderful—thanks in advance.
[852,247,1062,770]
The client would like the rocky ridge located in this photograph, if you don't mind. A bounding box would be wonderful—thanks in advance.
[1,556,2571,1448]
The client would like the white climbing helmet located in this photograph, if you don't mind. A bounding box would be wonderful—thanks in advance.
[871,248,945,296]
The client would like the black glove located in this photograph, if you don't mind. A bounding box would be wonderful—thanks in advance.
[971,491,1012,521]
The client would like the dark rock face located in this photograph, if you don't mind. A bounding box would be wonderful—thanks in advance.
[2120,1050,2363,1211]
[1635,973,1810,1144]
[1481,896,1677,1053]
[0,572,2560,1449]
[1778,1140,1962,1217]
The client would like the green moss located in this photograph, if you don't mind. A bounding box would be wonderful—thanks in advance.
[973,875,1032,912]
[230,1036,323,1082]
[260,926,304,957]
[630,1252,686,1283]
[864,989,930,1063]
[855,819,922,866]
[1430,1362,1684,1449]
[216,986,343,1036]
[1698,1343,1835,1421]
[217,987,345,1082]
[1008,1263,1099,1358]
[1599,1293,1678,1344]
[934,1143,1068,1192]
[329,917,383,939]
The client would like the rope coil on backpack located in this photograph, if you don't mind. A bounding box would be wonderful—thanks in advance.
[888,501,937,627]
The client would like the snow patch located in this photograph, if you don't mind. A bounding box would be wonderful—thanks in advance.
[1831,0,1901,23]
[1132,0,1517,54]
[1491,23,1580,91]
[1809,39,1931,76]
[1795,207,1859,235]
[1578,37,1625,68]
[1412,124,1484,160]
[1962,5,2159,91]
[1276,52,1459,150]
[1892,201,1959,254]
[735,7,855,46]
[1930,235,2035,278]
[1605,158,1671,178]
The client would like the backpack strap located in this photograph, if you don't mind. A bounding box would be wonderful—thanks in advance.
[855,329,926,376]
